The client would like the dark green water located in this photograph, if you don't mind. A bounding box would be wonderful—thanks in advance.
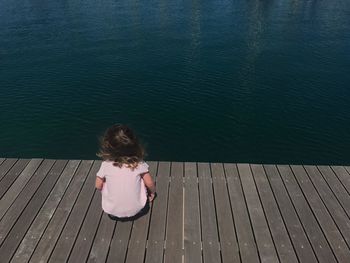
[1,0,350,164]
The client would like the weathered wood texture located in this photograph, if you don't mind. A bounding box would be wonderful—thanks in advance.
[0,158,350,262]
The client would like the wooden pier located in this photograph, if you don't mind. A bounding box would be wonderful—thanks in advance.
[0,158,350,262]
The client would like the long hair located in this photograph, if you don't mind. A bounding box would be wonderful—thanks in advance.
[97,124,145,169]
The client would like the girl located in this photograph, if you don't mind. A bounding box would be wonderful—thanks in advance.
[95,124,156,220]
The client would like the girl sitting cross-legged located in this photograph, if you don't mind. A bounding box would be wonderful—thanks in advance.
[95,124,156,221]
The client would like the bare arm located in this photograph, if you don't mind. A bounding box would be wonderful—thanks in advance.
[95,176,104,190]
[141,172,156,201]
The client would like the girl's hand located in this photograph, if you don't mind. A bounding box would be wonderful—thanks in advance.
[148,192,157,202]
[95,177,104,191]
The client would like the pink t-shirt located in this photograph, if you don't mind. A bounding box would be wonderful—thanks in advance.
[96,161,149,217]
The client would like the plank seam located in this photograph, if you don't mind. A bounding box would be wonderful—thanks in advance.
[26,160,82,262]
[66,188,100,262]
[0,159,44,222]
[344,166,350,177]
[317,166,350,220]
[261,165,300,262]
[160,162,171,263]
[208,163,223,261]
[46,160,95,262]
[275,165,320,261]
[0,159,53,246]
[143,161,159,263]
[289,165,338,261]
[329,166,350,196]
[0,159,18,183]
[237,164,262,262]
[70,191,104,262]
[104,221,118,261]
[329,166,350,221]
[0,159,30,199]
[304,166,350,251]
[222,163,242,262]
[28,160,91,262]
[294,165,349,259]
[182,162,185,263]
[196,163,204,261]
[9,160,69,262]
[122,221,135,263]
[1,160,60,262]
[249,164,281,262]
[85,210,105,260]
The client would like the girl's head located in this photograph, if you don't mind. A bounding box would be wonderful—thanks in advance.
[97,124,145,168]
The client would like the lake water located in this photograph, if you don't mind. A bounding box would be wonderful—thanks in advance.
[1,0,350,164]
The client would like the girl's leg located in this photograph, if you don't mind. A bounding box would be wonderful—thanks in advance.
[107,201,150,221]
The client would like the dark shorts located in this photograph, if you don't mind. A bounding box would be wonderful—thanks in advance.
[107,201,150,222]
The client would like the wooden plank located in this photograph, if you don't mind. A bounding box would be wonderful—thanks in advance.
[344,166,350,183]
[29,160,93,263]
[304,166,350,250]
[107,220,133,263]
[251,164,298,263]
[2,158,349,263]
[291,165,350,261]
[163,162,184,263]
[0,159,30,198]
[87,213,116,263]
[0,160,67,262]
[48,161,101,262]
[0,158,6,166]
[317,166,350,218]
[184,162,202,263]
[211,163,240,263]
[197,162,220,263]
[145,161,171,263]
[224,163,259,263]
[277,165,336,263]
[11,160,80,263]
[0,159,42,220]
[304,165,350,246]
[264,165,317,262]
[125,161,158,263]
[331,166,350,195]
[0,159,54,245]
[0,158,17,181]
[68,189,103,262]
[237,164,279,263]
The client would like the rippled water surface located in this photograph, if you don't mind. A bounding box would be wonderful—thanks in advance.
[1,0,350,163]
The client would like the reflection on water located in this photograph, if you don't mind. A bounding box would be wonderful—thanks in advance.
[239,0,266,91]
[0,0,350,164]
[190,0,201,57]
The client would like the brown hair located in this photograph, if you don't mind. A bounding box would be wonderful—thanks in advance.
[97,124,145,169]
